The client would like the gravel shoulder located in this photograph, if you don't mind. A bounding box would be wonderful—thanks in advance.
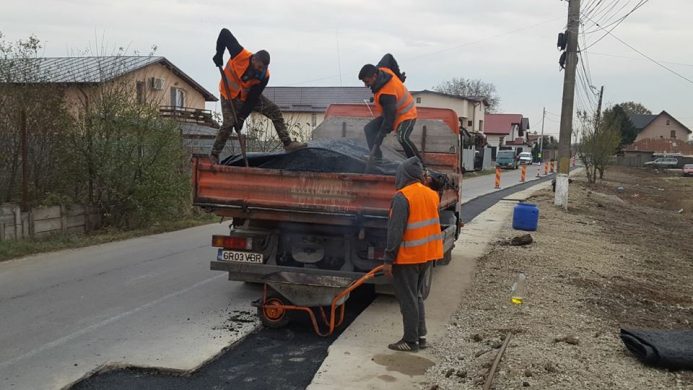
[424,167,693,389]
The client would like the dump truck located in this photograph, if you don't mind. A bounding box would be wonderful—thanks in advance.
[193,104,463,326]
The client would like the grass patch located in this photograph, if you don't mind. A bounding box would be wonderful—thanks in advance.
[0,214,217,262]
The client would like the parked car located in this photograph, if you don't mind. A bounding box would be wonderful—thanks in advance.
[518,152,532,165]
[496,150,518,169]
[683,164,693,177]
[644,157,678,169]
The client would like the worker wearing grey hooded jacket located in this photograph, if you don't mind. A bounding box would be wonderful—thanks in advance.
[383,156,442,352]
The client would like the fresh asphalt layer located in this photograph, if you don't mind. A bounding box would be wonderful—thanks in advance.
[69,173,556,390]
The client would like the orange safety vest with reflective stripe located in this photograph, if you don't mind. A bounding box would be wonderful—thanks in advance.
[219,48,269,101]
[393,182,444,264]
[374,67,417,131]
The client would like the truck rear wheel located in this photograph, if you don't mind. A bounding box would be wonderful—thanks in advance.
[258,293,290,328]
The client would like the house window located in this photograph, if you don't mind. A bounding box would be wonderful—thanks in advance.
[479,120,484,132]
[666,120,671,125]
[670,130,676,139]
[416,97,421,103]
[136,81,145,104]
[170,87,185,109]
[467,120,473,127]
[311,113,317,127]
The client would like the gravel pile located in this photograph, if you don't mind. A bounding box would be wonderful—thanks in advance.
[423,171,692,389]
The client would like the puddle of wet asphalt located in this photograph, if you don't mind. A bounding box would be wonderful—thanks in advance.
[371,353,435,376]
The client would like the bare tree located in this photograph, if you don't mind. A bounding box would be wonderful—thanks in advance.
[0,33,72,205]
[244,112,311,153]
[577,110,621,184]
[433,77,500,112]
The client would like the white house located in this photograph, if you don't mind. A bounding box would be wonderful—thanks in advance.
[410,90,488,132]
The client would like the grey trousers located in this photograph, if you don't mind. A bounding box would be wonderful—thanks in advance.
[364,117,421,160]
[392,261,432,344]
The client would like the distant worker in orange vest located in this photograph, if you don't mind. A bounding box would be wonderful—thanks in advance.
[210,28,306,164]
[384,156,443,352]
[358,54,420,164]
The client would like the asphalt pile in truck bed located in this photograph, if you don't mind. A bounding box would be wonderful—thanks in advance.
[221,139,404,175]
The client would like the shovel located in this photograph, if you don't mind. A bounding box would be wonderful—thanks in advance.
[217,66,249,168]
[364,132,386,173]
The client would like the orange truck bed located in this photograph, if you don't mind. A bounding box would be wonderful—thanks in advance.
[193,158,459,226]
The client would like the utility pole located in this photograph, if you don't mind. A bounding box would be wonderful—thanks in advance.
[594,85,604,129]
[539,107,546,161]
[555,0,581,209]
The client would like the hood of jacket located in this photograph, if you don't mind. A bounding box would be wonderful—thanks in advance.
[396,157,424,190]
[370,69,393,94]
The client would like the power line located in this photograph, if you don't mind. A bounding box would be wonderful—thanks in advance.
[587,51,693,67]
[585,15,693,85]
[581,0,649,50]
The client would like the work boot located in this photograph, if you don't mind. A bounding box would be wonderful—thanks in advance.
[209,153,220,165]
[284,141,307,152]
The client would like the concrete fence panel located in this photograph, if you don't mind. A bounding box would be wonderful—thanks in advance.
[0,203,101,241]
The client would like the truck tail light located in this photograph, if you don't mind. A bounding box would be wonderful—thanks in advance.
[212,235,252,250]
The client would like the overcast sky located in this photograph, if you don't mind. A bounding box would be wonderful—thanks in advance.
[3,0,692,137]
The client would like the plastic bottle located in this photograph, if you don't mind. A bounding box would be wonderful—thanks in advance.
[511,273,527,305]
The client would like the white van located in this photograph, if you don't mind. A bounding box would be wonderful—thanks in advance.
[518,152,533,165]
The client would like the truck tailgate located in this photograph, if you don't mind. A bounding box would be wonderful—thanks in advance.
[193,158,396,215]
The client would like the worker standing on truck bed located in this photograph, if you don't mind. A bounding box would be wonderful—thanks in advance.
[210,28,306,164]
[358,54,420,164]
[383,156,443,352]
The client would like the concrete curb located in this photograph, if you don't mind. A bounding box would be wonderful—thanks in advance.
[307,181,552,389]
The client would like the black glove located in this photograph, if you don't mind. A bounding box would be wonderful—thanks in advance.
[399,71,406,82]
[213,52,224,67]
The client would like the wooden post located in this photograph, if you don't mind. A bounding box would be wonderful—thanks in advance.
[21,110,29,212]
[544,162,549,176]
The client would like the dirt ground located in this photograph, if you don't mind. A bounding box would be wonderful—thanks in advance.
[424,166,693,389]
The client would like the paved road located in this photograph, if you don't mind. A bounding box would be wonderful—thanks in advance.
[461,163,549,202]
[0,168,551,390]
[0,223,260,390]
[70,173,558,390]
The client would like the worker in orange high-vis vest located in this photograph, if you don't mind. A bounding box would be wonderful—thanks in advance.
[384,157,443,352]
[358,54,420,164]
[210,28,306,164]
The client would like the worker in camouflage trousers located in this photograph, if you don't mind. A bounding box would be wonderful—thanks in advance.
[383,157,443,352]
[210,28,306,164]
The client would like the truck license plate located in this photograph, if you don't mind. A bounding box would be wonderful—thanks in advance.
[217,249,263,263]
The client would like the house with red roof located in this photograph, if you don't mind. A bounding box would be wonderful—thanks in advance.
[483,113,530,151]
